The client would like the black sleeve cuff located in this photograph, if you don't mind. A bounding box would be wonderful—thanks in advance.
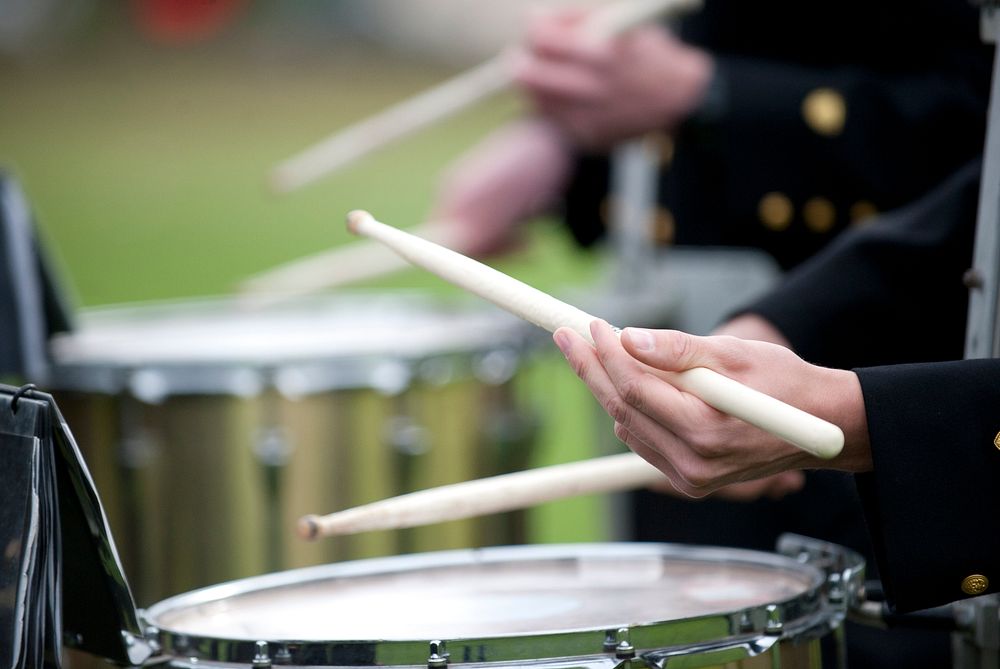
[854,359,1000,612]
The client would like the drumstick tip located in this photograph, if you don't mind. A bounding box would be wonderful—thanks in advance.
[267,160,309,194]
[297,514,321,541]
[346,209,373,235]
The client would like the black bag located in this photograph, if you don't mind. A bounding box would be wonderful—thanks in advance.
[0,384,151,668]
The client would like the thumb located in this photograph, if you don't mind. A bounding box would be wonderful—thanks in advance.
[619,327,726,373]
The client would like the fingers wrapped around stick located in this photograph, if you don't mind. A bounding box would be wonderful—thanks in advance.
[554,320,839,495]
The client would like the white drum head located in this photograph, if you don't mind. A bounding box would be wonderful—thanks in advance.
[145,543,829,666]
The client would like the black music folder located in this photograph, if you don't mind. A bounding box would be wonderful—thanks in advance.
[0,385,151,668]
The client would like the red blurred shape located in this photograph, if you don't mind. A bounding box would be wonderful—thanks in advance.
[131,0,249,45]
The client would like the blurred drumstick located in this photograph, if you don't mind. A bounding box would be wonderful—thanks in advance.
[346,210,845,459]
[237,222,452,306]
[299,452,661,539]
[269,0,702,193]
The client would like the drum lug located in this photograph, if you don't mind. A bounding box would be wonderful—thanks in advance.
[427,639,450,668]
[826,571,846,605]
[764,604,784,634]
[776,532,866,609]
[253,426,294,467]
[140,622,162,657]
[603,627,636,659]
[244,641,292,667]
[385,415,430,456]
[272,645,293,665]
[252,640,272,668]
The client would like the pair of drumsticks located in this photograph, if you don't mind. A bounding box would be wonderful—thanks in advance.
[298,211,844,541]
[249,0,845,541]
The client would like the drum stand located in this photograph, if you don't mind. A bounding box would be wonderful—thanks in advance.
[965,2,1000,359]
[950,5,1000,668]
[603,139,781,337]
[952,596,1000,669]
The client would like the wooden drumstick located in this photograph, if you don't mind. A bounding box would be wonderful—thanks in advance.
[269,0,702,193]
[299,452,661,539]
[346,210,845,459]
[237,222,452,307]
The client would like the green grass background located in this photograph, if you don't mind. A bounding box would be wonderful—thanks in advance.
[0,14,620,545]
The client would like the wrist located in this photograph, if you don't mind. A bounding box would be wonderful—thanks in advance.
[821,369,873,473]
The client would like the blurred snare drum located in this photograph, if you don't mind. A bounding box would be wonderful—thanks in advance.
[48,292,538,604]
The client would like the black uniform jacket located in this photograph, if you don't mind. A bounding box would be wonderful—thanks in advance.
[746,160,999,613]
[563,0,993,271]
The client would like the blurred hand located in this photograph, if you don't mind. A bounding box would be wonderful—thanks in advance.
[511,8,713,149]
[431,118,572,258]
[553,320,872,498]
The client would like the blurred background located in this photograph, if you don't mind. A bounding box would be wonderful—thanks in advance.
[0,0,620,604]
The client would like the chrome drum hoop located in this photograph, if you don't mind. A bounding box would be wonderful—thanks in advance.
[142,541,859,667]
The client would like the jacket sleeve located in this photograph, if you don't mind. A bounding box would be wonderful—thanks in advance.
[854,359,1000,613]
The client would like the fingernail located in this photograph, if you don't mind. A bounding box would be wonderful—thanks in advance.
[625,328,655,351]
[589,320,602,339]
[553,330,572,356]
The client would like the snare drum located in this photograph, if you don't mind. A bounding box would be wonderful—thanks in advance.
[47,293,538,604]
[140,539,864,668]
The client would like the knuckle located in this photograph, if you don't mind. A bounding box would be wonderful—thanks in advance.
[714,335,748,370]
[604,394,631,427]
[668,475,703,500]
[682,485,713,500]
[684,427,718,456]
[693,438,725,460]
[669,331,693,365]
[618,376,646,411]
[676,459,713,490]
[683,419,731,459]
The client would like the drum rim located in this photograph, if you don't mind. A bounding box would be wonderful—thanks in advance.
[143,542,831,666]
[46,292,537,398]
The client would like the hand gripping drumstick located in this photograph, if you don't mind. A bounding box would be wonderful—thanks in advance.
[269,0,702,193]
[346,210,845,460]
[299,452,660,539]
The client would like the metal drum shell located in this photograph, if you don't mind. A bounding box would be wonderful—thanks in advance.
[46,294,539,605]
[142,542,853,669]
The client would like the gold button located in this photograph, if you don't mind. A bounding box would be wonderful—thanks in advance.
[651,207,676,245]
[961,574,990,596]
[803,197,836,233]
[850,200,879,226]
[802,88,847,137]
[994,431,1000,450]
[645,132,675,167]
[758,192,793,231]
